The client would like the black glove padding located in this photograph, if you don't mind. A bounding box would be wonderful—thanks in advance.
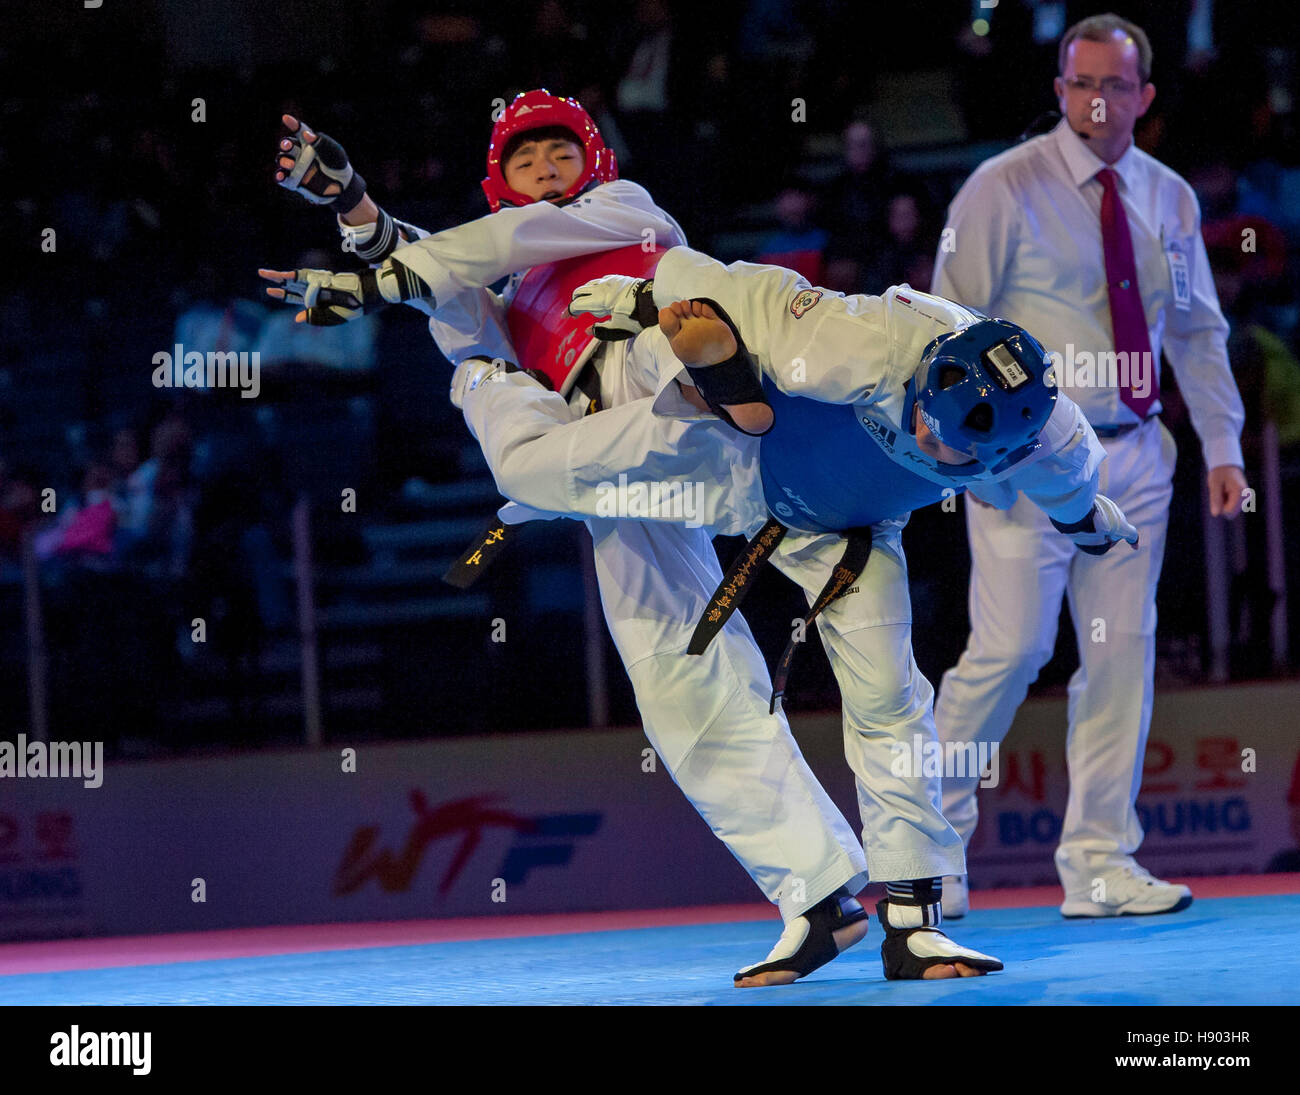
[1050,495,1140,556]
[272,258,432,326]
[276,125,367,214]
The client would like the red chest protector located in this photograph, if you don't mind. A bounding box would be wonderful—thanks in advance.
[506,244,666,396]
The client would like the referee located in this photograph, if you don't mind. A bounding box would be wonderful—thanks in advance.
[932,12,1247,918]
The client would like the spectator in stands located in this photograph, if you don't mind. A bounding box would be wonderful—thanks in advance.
[173,263,268,364]
[403,6,497,105]
[871,188,941,293]
[1267,752,1300,872]
[110,427,143,489]
[1207,228,1300,674]
[824,122,895,233]
[575,83,631,185]
[118,413,196,577]
[1191,159,1290,303]
[0,459,41,564]
[611,0,704,210]
[754,185,828,285]
[33,460,120,563]
[188,461,294,676]
[822,121,901,292]
[733,0,816,184]
[615,0,675,124]
[514,0,589,93]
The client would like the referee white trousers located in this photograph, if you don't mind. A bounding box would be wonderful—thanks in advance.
[934,418,1176,886]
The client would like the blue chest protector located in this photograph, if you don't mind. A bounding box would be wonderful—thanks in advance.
[758,377,966,533]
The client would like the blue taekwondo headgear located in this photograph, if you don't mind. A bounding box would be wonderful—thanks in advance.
[914,318,1057,474]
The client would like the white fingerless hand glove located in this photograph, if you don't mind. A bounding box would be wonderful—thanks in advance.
[568,275,659,340]
[1050,494,1139,555]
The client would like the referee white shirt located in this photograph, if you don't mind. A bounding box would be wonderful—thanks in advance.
[933,117,1243,465]
[929,116,1246,894]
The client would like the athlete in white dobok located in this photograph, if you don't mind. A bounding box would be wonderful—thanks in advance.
[261,91,883,986]
[448,246,1138,976]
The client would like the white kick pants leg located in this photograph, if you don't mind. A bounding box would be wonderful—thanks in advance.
[463,371,868,919]
[772,524,966,883]
[588,517,868,919]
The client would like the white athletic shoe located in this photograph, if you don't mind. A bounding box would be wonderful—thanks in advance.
[1058,855,1193,918]
[941,874,969,919]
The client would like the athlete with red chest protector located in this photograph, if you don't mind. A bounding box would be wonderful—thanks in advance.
[259,91,965,986]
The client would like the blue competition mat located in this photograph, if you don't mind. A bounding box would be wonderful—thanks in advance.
[3,896,1297,1006]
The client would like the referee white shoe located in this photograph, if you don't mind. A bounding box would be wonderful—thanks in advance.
[940,874,969,920]
[1057,853,1193,918]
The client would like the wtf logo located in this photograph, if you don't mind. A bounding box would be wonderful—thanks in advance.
[334,791,601,897]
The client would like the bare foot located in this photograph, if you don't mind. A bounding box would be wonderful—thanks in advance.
[659,300,774,434]
[658,299,735,365]
[719,401,773,434]
[734,916,870,988]
[921,962,986,979]
[734,969,798,988]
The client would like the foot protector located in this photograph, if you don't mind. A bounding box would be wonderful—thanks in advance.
[876,899,1003,980]
[734,888,868,984]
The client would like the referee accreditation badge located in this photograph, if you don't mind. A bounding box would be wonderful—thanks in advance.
[1166,243,1191,312]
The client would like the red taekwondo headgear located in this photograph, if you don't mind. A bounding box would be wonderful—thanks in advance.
[481,89,618,213]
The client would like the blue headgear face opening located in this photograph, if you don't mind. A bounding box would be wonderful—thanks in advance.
[915,319,1056,467]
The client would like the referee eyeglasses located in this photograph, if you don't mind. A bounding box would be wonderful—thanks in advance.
[1063,75,1140,96]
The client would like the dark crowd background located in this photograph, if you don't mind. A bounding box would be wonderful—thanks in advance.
[2,0,1299,753]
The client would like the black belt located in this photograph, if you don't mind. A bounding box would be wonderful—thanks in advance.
[689,517,874,713]
[573,357,603,415]
[1093,418,1153,439]
[443,361,603,589]
[443,518,513,588]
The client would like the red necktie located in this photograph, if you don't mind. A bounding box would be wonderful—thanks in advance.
[1098,167,1158,418]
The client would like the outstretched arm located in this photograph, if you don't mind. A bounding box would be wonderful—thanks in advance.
[387,179,685,307]
[273,114,373,223]
[997,394,1138,555]
[269,112,431,272]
